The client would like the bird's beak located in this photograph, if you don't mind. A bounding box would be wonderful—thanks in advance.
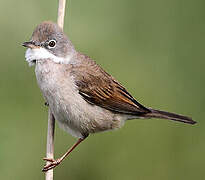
[22,41,39,49]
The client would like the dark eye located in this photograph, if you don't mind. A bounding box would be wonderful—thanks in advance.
[48,40,56,48]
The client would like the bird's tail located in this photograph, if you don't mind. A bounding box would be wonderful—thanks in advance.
[143,108,196,125]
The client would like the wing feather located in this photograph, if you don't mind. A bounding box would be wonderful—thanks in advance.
[71,54,150,115]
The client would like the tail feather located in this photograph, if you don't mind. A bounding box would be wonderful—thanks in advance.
[144,108,196,125]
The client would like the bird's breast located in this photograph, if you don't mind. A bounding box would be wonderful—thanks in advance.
[34,60,126,138]
[35,60,86,137]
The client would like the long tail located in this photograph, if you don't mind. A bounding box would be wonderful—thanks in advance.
[143,108,196,125]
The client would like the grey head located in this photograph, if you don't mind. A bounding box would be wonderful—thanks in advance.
[23,21,76,65]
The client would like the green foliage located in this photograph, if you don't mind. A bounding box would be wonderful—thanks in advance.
[0,0,204,179]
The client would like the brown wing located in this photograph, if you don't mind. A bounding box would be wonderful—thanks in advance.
[71,54,150,115]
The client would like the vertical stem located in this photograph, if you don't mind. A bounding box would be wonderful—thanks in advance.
[57,0,67,29]
[45,109,55,180]
[45,1,66,180]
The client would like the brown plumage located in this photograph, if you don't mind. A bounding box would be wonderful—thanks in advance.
[70,53,196,125]
[23,21,196,172]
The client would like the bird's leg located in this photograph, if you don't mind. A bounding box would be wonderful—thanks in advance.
[42,137,87,172]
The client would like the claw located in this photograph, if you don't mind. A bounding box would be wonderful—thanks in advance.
[42,138,86,172]
[43,157,55,162]
[42,158,61,172]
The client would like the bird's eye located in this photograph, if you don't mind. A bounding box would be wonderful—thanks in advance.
[48,40,56,48]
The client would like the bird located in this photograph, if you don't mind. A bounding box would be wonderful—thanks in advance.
[22,21,196,172]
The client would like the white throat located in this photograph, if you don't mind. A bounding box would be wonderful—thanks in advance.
[25,48,72,66]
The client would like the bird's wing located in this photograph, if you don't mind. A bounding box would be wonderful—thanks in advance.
[71,55,150,115]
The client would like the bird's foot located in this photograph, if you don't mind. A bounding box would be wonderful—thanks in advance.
[42,157,61,172]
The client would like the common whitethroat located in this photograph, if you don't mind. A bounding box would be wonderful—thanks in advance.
[23,21,196,172]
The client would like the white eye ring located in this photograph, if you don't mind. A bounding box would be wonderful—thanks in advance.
[48,39,56,48]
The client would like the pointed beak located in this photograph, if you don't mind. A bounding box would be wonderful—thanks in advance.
[22,41,39,49]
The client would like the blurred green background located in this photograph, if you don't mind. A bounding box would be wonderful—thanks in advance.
[0,0,204,179]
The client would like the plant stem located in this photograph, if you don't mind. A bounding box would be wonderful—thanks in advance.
[45,1,66,180]
[45,109,55,180]
[57,0,66,29]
